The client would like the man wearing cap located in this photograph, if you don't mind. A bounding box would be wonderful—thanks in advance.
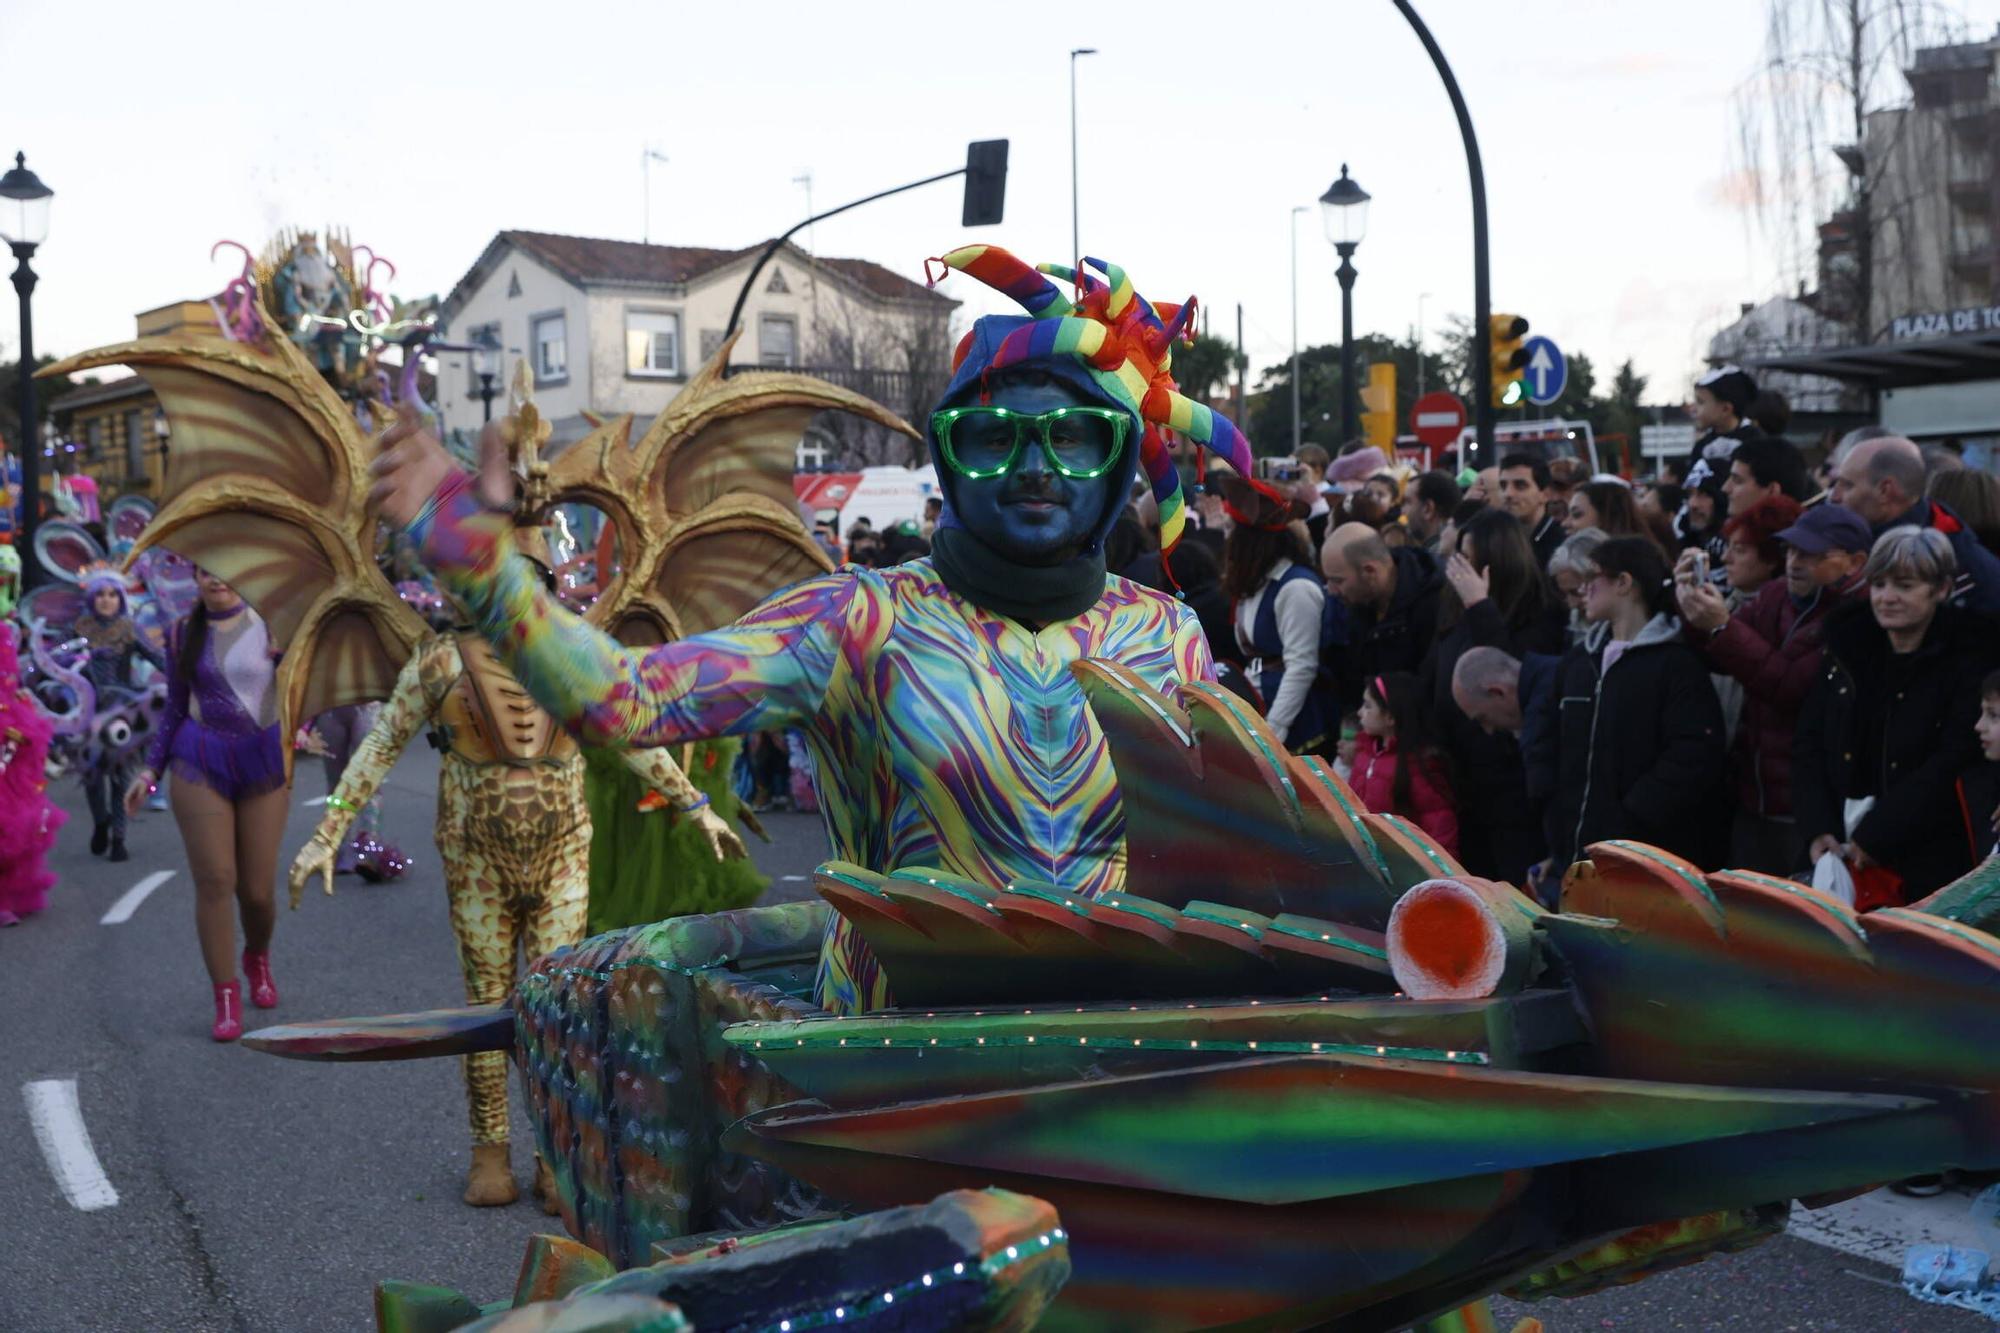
[364,246,1259,1016]
[1672,504,1871,873]
[1679,364,1765,494]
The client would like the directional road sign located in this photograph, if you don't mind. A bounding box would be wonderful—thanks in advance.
[1523,335,1567,406]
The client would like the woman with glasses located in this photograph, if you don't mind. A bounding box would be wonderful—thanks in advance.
[1539,537,1727,883]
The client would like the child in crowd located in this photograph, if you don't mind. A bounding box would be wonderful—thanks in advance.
[1332,713,1361,782]
[1351,673,1459,856]
[1970,670,2000,860]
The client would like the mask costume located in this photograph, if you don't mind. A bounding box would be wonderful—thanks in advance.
[400,248,1256,1015]
[44,233,882,1206]
[17,520,169,861]
[0,620,64,926]
[0,540,20,618]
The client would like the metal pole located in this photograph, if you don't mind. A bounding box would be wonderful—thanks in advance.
[1290,206,1306,455]
[1069,48,1096,263]
[1336,242,1358,445]
[1391,0,1491,466]
[1234,302,1246,437]
[12,241,40,590]
[1416,291,1430,399]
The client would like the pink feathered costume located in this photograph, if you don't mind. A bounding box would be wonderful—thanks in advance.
[0,621,64,923]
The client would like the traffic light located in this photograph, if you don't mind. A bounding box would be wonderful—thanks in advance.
[961,140,1010,227]
[1361,361,1397,450]
[1489,314,1529,408]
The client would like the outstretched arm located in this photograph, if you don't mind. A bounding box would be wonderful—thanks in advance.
[617,746,748,862]
[408,471,848,748]
[289,643,436,906]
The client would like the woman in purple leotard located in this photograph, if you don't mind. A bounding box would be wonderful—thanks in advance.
[125,570,290,1041]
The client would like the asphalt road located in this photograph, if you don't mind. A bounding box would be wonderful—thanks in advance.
[1,744,1984,1331]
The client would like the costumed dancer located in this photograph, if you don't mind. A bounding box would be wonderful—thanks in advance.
[0,538,19,619]
[0,620,64,927]
[287,518,747,1209]
[371,246,1261,1015]
[305,703,390,875]
[585,737,767,935]
[74,568,164,861]
[125,570,290,1041]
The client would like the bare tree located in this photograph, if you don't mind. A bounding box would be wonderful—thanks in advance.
[800,301,956,470]
[1731,0,1967,340]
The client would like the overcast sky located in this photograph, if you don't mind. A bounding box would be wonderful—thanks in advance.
[7,0,1998,407]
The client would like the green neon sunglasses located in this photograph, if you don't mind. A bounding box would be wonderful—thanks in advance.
[930,405,1130,480]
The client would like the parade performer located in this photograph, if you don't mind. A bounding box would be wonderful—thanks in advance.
[16,520,169,860]
[286,517,747,1208]
[0,620,64,927]
[370,247,1261,1014]
[0,538,19,618]
[124,570,289,1040]
[303,703,389,876]
[74,568,163,861]
[584,736,766,935]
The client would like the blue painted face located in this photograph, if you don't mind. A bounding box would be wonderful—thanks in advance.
[948,379,1119,567]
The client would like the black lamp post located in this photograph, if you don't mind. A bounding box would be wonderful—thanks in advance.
[0,151,51,589]
[1318,164,1370,448]
[471,334,500,423]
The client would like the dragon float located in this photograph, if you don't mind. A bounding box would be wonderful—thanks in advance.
[230,655,2000,1331]
[49,240,2000,1332]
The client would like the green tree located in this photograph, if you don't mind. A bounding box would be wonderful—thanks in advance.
[1248,333,1456,457]
[1173,332,1239,405]
[0,354,95,451]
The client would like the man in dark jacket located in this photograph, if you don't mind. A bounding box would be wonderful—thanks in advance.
[1674,504,1870,873]
[1496,454,1564,567]
[1832,434,2000,618]
[1320,521,1442,709]
[1450,646,1563,899]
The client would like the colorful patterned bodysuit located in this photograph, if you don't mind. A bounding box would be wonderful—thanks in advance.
[302,629,717,1145]
[414,475,1216,1013]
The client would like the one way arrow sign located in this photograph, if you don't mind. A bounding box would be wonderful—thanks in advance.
[1523,335,1566,406]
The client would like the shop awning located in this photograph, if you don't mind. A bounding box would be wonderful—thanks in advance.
[1752,333,2000,388]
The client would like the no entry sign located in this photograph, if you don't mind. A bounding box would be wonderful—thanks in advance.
[1410,392,1467,450]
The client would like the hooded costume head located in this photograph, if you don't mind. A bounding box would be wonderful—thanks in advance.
[923,246,1269,621]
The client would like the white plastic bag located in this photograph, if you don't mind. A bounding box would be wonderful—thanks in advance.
[1812,851,1856,907]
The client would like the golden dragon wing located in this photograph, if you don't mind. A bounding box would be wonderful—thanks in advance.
[543,329,919,645]
[40,295,424,783]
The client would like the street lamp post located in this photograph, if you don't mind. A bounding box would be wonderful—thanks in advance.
[1069,47,1097,263]
[1318,164,1370,447]
[471,335,500,424]
[0,151,52,590]
[1289,205,1309,455]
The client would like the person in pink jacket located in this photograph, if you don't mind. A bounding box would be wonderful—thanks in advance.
[1352,671,1460,856]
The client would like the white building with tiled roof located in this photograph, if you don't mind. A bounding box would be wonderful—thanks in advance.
[434,230,957,452]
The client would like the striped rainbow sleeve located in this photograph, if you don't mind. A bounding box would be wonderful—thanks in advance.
[411,471,848,747]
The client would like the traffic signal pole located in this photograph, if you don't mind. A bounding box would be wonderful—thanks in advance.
[1391,1,1492,468]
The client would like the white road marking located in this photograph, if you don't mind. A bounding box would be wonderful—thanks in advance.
[24,1079,119,1211]
[303,796,328,807]
[782,875,807,882]
[100,871,174,926]
[1790,1190,1995,1265]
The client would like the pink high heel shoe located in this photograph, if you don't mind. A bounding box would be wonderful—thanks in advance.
[242,950,279,1009]
[212,981,243,1042]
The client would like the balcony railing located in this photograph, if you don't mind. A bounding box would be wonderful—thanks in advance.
[736,362,921,419]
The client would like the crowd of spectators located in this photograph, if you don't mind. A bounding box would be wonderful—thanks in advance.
[1103,368,2000,912]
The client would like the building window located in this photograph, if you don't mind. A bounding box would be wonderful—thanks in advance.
[625,309,681,378]
[531,312,567,385]
[465,321,501,391]
[699,328,725,363]
[125,410,145,477]
[758,314,798,368]
[85,418,104,462]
